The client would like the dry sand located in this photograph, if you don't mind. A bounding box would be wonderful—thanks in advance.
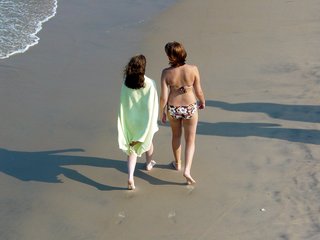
[1,0,320,239]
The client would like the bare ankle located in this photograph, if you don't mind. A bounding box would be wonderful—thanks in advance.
[172,160,181,170]
[183,173,196,185]
[146,160,156,171]
[128,179,135,190]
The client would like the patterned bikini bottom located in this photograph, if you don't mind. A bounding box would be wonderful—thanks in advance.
[168,103,198,120]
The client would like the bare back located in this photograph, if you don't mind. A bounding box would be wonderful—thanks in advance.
[162,64,198,106]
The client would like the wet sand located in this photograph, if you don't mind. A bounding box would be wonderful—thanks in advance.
[1,0,320,239]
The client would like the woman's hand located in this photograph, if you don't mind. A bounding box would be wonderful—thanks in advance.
[161,112,167,123]
[198,102,205,110]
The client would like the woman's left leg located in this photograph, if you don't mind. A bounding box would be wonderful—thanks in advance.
[183,112,198,184]
[127,152,137,190]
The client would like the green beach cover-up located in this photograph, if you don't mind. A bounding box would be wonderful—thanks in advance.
[117,76,159,157]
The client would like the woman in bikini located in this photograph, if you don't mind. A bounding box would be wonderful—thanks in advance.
[160,41,205,185]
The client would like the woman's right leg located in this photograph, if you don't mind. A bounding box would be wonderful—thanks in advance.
[145,142,156,171]
[169,117,182,170]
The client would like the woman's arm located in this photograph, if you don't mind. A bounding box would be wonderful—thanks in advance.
[193,66,205,109]
[160,70,169,123]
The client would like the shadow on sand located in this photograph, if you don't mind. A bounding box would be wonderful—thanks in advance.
[197,121,320,145]
[194,100,320,145]
[0,148,182,191]
[207,100,320,123]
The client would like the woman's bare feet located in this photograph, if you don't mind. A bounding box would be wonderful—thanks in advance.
[128,180,135,190]
[145,160,156,171]
[172,160,181,171]
[183,173,196,185]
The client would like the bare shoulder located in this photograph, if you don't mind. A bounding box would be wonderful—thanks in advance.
[162,66,174,72]
[190,64,199,71]
[184,64,198,72]
[161,66,173,79]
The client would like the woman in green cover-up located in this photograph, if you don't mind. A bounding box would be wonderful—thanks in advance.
[117,55,159,190]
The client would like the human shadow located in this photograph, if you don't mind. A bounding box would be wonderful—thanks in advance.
[207,100,320,123]
[0,148,181,191]
[197,121,320,145]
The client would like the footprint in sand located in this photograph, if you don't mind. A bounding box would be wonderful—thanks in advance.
[168,210,177,223]
[186,185,195,194]
[116,211,126,224]
[125,190,135,199]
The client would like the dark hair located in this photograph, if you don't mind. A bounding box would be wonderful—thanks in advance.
[124,54,146,89]
[165,41,187,67]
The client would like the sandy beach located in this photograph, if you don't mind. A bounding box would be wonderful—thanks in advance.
[1,0,320,239]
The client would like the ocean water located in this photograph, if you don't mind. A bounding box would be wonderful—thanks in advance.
[0,0,176,60]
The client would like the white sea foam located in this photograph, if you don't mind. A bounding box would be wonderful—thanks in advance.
[0,0,58,59]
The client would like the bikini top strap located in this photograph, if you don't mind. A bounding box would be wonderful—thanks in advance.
[175,85,192,94]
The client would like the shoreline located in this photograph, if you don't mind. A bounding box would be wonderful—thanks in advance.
[0,0,58,60]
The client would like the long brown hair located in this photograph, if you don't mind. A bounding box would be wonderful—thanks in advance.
[165,41,187,67]
[124,54,146,89]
